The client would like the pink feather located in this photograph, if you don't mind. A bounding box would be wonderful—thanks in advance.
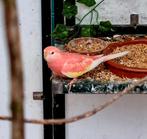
[44,46,129,78]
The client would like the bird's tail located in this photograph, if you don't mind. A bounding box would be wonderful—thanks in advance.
[89,51,129,71]
[101,51,129,62]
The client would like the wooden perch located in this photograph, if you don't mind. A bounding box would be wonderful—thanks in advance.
[0,76,146,125]
[3,0,24,139]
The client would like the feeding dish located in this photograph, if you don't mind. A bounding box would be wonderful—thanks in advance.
[103,39,147,78]
[65,37,108,55]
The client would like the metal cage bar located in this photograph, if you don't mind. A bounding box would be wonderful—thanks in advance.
[41,0,65,139]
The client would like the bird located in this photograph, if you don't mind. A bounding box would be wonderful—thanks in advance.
[44,46,129,92]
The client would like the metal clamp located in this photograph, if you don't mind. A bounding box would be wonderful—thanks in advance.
[130,14,139,27]
[33,92,44,100]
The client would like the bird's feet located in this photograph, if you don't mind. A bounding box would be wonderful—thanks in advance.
[50,74,54,80]
[50,73,60,80]
[68,78,77,93]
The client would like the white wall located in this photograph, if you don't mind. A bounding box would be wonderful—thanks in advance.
[66,95,147,139]
[0,0,43,139]
[77,0,147,24]
[0,0,147,139]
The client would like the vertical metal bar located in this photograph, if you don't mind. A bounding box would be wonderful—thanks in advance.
[41,0,53,139]
[53,94,65,139]
[50,1,55,138]
[42,0,76,138]
[51,1,76,138]
[53,0,65,139]
[51,0,55,45]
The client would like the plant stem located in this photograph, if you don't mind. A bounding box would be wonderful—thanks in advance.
[78,0,105,25]
[90,11,93,25]
[3,0,24,139]
[94,9,99,25]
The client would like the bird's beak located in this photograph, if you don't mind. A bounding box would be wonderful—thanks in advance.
[44,49,48,60]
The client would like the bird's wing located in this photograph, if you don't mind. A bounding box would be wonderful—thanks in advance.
[61,57,93,78]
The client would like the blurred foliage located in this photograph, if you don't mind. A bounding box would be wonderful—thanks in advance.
[98,21,112,33]
[77,0,96,7]
[80,25,96,37]
[51,24,69,40]
[63,1,77,19]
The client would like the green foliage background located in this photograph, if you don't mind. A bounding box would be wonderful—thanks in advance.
[51,0,112,42]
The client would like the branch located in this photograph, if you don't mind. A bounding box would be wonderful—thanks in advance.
[3,0,24,139]
[0,77,146,125]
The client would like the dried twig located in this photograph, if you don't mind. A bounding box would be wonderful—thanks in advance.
[0,77,146,125]
[3,0,24,139]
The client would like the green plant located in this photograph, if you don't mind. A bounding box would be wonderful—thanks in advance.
[51,0,112,43]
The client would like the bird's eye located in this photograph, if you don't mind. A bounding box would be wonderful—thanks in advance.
[50,51,54,55]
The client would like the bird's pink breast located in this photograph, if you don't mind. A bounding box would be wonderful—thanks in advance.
[47,60,65,76]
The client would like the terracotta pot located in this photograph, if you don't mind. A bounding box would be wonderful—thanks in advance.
[103,39,147,78]
[65,37,108,55]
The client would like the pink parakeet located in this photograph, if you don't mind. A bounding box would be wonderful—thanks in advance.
[44,46,129,78]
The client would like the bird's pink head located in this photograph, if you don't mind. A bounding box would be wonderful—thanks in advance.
[44,46,62,62]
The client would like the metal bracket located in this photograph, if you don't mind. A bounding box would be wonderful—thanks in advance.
[130,14,139,27]
[33,91,44,100]
[52,78,64,94]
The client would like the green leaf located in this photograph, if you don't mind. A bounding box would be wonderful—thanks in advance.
[77,0,96,7]
[98,20,112,33]
[80,25,96,37]
[63,1,77,19]
[51,24,69,40]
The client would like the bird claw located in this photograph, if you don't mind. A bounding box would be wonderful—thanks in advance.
[50,75,54,80]
[50,73,59,80]
[67,78,77,93]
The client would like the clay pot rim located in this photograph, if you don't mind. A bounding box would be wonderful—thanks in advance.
[65,37,108,55]
[103,39,147,75]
